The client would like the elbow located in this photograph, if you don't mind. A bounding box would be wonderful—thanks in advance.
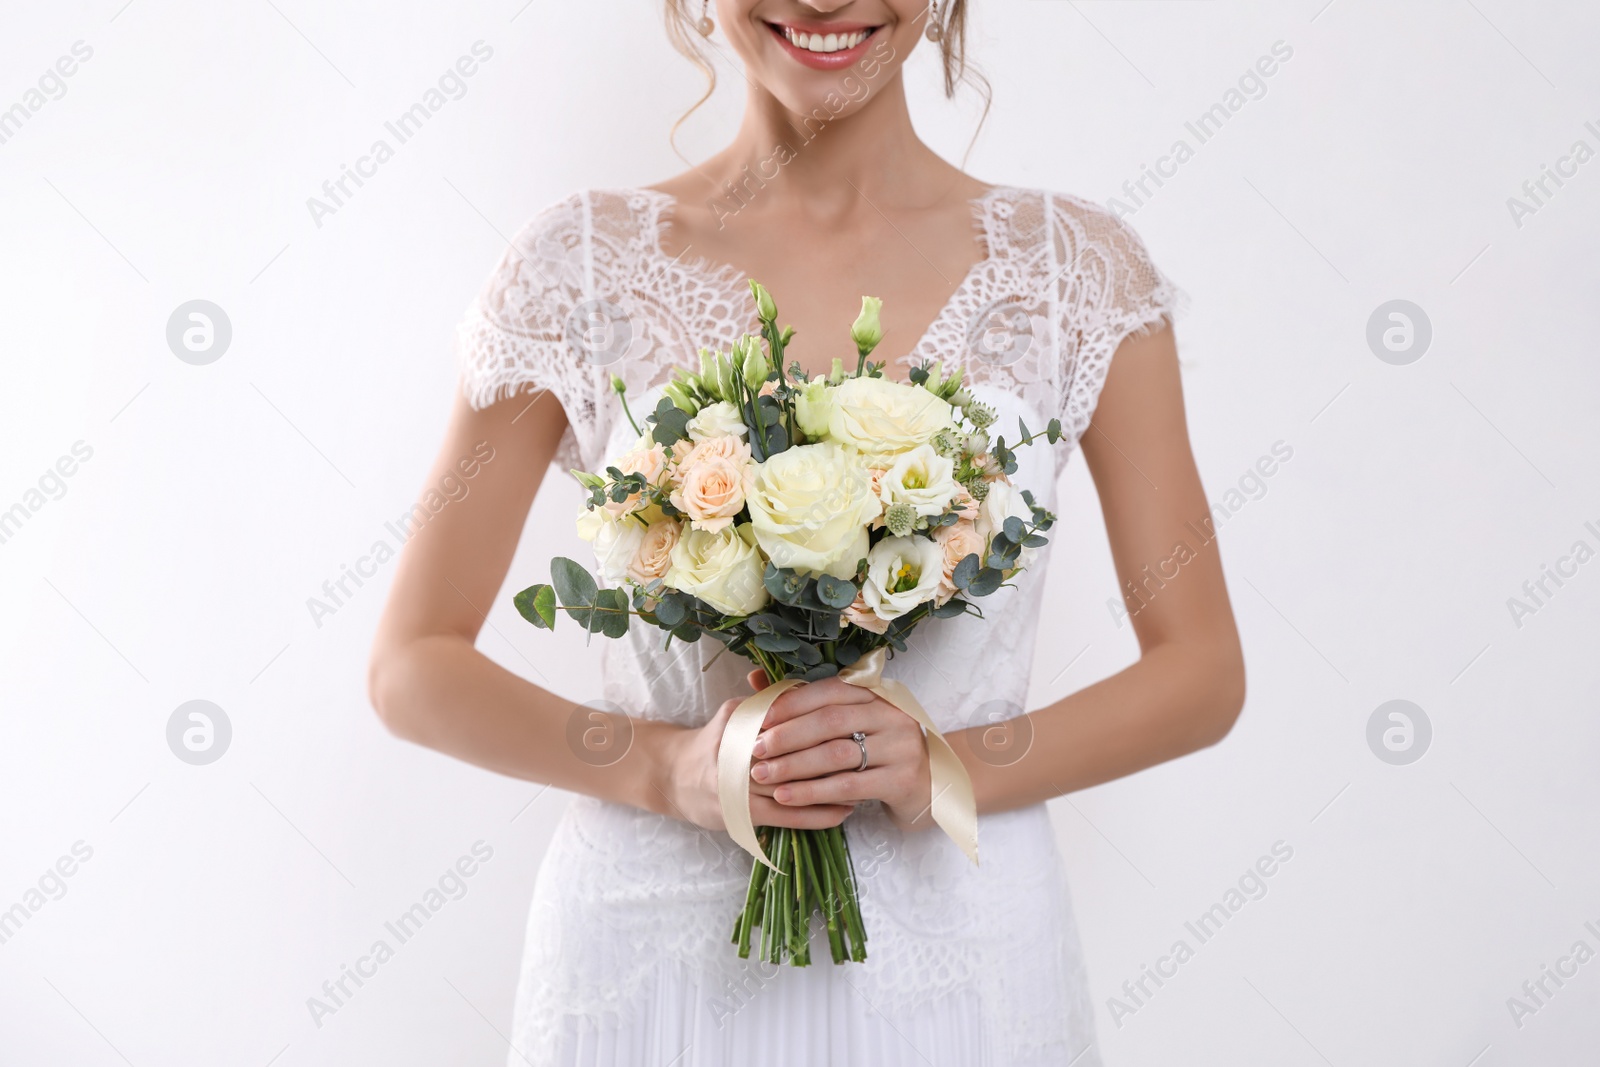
[367,642,421,742]
[1197,646,1246,749]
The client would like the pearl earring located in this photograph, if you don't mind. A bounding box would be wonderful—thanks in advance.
[697,0,714,36]
[925,0,943,42]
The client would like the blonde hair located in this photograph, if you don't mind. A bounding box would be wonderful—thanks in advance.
[662,1,990,147]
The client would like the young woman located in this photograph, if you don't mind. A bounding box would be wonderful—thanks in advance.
[369,2,1244,1063]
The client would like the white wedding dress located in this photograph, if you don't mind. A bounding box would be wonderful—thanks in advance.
[455,186,1180,1067]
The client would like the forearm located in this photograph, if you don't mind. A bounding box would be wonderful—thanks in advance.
[955,639,1244,815]
[368,634,685,815]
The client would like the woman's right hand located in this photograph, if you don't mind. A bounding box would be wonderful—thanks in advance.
[653,694,855,833]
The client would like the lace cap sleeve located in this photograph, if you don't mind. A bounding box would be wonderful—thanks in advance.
[1049,195,1184,448]
[453,192,598,472]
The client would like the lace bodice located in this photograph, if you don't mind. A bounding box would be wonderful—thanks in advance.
[455,185,1180,475]
[453,186,1182,1067]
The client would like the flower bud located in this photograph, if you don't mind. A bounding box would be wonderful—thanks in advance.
[749,280,777,323]
[851,296,884,357]
[827,357,847,385]
[741,338,770,390]
[663,380,700,415]
[609,374,627,394]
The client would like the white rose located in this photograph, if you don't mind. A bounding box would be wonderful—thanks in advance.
[827,376,954,460]
[686,400,749,442]
[861,535,945,621]
[975,481,1039,569]
[879,443,958,518]
[665,523,770,617]
[745,442,879,579]
[576,508,646,584]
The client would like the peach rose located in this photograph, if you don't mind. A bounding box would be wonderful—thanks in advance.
[604,437,669,517]
[842,591,891,634]
[628,519,681,584]
[671,455,753,533]
[932,518,985,604]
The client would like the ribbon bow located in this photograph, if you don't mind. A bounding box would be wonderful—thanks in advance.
[716,646,980,870]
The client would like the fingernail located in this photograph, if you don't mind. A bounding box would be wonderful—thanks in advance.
[773,787,790,803]
[751,762,770,782]
[752,736,767,758]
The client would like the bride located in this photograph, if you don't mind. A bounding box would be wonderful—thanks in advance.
[369,2,1244,1063]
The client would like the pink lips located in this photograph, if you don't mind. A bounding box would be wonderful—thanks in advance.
[766,21,881,71]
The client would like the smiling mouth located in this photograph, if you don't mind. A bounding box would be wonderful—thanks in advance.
[765,21,881,57]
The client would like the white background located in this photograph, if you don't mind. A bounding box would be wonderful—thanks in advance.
[2,1,1598,1064]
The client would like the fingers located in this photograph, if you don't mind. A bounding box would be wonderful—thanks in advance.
[749,795,853,829]
[752,736,868,785]
[755,701,909,760]
[759,677,874,729]
[746,668,770,691]
[771,767,914,808]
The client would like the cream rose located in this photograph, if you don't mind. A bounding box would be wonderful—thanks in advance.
[665,523,770,616]
[686,400,749,442]
[745,442,880,579]
[932,519,985,604]
[576,508,646,584]
[827,376,954,460]
[628,518,681,584]
[861,535,945,620]
[878,443,958,518]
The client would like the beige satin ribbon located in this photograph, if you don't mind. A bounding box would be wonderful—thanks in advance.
[716,647,980,870]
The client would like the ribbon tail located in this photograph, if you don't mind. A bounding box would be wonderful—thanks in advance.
[876,678,980,867]
[716,678,806,871]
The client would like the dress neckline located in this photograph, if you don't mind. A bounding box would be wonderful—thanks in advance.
[628,185,1013,375]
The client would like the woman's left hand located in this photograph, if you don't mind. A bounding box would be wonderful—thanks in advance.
[743,671,935,834]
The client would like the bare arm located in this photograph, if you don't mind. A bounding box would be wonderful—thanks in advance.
[957,324,1246,810]
[367,391,851,830]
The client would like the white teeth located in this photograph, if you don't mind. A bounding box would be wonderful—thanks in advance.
[781,26,869,53]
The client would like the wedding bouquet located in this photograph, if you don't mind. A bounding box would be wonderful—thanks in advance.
[514,281,1060,966]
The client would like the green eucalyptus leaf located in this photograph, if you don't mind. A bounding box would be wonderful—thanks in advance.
[814,574,858,610]
[513,584,557,630]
